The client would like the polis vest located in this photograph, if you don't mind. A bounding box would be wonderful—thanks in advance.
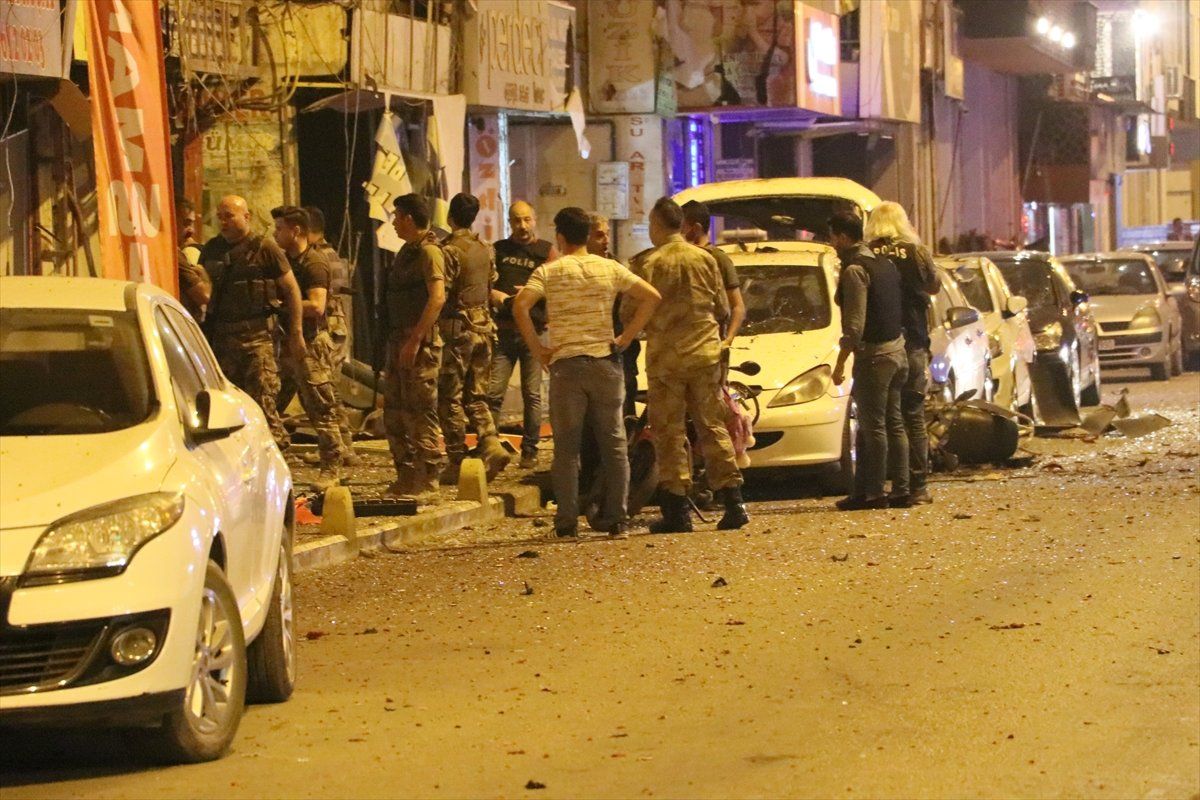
[870,237,932,350]
[854,246,904,344]
[494,237,551,328]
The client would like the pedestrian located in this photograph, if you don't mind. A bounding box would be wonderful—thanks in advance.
[513,206,661,538]
[381,193,448,502]
[1167,217,1191,242]
[625,197,749,533]
[681,200,746,346]
[177,198,210,321]
[489,200,559,469]
[199,194,305,452]
[866,201,939,506]
[438,192,513,484]
[829,211,909,511]
[301,205,359,464]
[270,206,348,489]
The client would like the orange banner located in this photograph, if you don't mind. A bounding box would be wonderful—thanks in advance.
[86,0,177,292]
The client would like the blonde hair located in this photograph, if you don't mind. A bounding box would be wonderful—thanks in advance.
[865,201,922,245]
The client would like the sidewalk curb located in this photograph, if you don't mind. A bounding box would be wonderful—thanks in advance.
[294,482,543,572]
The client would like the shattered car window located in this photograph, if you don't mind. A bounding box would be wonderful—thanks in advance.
[738,264,831,335]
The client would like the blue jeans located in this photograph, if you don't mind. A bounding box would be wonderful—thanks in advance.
[488,327,542,458]
[548,356,628,531]
[851,348,909,499]
[901,348,930,492]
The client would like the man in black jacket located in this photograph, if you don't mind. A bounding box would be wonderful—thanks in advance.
[830,212,909,511]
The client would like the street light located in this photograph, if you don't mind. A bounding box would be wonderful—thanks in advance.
[1036,16,1051,35]
[1132,9,1159,39]
[1062,32,1077,49]
[1049,25,1063,43]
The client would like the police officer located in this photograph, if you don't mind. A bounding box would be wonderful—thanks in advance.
[200,194,305,450]
[381,193,447,501]
[625,197,749,533]
[438,193,512,485]
[271,206,347,490]
[489,200,559,469]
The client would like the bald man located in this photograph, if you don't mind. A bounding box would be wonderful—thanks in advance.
[200,195,312,469]
[488,201,559,468]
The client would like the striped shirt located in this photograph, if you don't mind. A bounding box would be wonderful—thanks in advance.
[521,253,638,364]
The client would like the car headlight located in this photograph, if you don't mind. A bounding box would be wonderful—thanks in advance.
[1129,306,1161,330]
[23,492,185,586]
[768,365,832,408]
[1033,321,1063,350]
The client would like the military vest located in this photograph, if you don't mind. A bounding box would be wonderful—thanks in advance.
[444,230,492,312]
[203,234,279,324]
[385,232,456,333]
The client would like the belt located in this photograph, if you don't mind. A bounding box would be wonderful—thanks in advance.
[213,317,271,334]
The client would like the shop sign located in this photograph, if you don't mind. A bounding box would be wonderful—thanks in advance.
[463,0,575,113]
[796,3,839,116]
[587,0,658,114]
[0,0,66,79]
[469,116,504,242]
[202,106,288,235]
[714,158,756,183]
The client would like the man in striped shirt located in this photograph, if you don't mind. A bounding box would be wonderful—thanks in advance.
[513,207,662,538]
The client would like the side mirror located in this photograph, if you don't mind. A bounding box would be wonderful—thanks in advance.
[192,389,246,444]
[1004,295,1028,316]
[945,306,980,329]
[1187,276,1200,304]
[1070,289,1089,306]
[733,360,761,376]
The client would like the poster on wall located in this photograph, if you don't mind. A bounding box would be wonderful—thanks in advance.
[596,162,630,220]
[202,106,288,236]
[587,0,659,114]
[858,0,921,123]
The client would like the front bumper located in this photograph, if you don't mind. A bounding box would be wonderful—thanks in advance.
[1097,330,1168,367]
[0,689,182,728]
[745,393,848,468]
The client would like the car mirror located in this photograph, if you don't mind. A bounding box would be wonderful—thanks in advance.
[1004,295,1028,317]
[733,360,761,376]
[192,389,245,443]
[1187,276,1200,304]
[945,306,980,329]
[1070,289,1089,306]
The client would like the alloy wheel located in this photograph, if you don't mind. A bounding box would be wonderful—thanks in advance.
[186,587,239,736]
[279,544,296,686]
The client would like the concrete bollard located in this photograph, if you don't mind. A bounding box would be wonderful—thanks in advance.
[457,457,488,503]
[320,486,356,540]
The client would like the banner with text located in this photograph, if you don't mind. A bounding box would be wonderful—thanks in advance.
[86,0,177,291]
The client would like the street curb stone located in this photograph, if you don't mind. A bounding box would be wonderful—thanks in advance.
[294,483,543,572]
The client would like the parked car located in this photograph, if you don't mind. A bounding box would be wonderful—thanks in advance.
[1131,241,1200,367]
[674,177,881,243]
[0,277,295,763]
[928,265,992,404]
[964,251,1102,413]
[938,255,1035,411]
[1060,252,1183,380]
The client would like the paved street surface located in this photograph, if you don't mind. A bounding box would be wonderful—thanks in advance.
[3,373,1198,799]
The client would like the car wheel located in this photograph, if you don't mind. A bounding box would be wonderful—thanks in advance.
[247,537,296,704]
[1080,355,1102,407]
[1150,350,1170,381]
[820,400,856,496]
[151,560,246,763]
[1170,335,1184,376]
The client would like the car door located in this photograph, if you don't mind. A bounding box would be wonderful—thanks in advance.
[154,306,256,606]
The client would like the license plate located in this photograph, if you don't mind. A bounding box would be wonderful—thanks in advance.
[1099,338,1117,351]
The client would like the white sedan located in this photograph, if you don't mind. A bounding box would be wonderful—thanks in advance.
[0,277,295,762]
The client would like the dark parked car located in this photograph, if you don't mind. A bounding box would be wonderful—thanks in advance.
[1132,241,1200,368]
[961,251,1102,412]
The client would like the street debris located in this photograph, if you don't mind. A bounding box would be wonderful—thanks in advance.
[953,513,973,520]
[356,627,379,635]
[989,623,1027,630]
[522,581,535,596]
[517,550,540,559]
[830,553,849,562]
[711,576,728,587]
[305,630,328,640]
[525,780,546,790]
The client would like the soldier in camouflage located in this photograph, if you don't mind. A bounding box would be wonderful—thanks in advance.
[271,206,347,490]
[381,193,447,502]
[437,193,512,484]
[200,195,306,452]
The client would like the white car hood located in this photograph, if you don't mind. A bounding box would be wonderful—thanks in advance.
[0,420,175,530]
[726,331,839,390]
[1089,295,1158,324]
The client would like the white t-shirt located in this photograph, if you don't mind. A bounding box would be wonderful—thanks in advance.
[521,253,638,363]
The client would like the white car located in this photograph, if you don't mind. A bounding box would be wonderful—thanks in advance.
[928,267,992,404]
[939,255,1035,411]
[0,277,295,762]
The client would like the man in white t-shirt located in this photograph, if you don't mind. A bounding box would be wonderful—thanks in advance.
[513,207,662,537]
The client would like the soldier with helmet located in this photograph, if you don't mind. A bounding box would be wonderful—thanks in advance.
[437,193,512,485]
[200,194,306,451]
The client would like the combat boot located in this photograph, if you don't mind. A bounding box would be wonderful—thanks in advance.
[385,464,417,497]
[439,458,463,486]
[479,436,512,481]
[341,448,363,468]
[311,466,341,493]
[649,492,693,534]
[409,465,442,505]
[715,486,750,530]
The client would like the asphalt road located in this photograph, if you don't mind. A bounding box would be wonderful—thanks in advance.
[3,372,1198,799]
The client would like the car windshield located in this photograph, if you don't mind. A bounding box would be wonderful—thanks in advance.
[949,264,994,312]
[1065,259,1157,296]
[0,308,155,436]
[1141,249,1189,282]
[705,196,861,243]
[737,264,831,335]
[993,258,1059,309]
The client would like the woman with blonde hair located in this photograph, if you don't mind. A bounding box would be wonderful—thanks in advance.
[866,201,940,507]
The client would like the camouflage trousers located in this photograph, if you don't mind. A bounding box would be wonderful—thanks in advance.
[647,363,743,496]
[212,327,287,447]
[279,332,353,450]
[437,317,499,461]
[383,331,444,477]
[280,330,345,468]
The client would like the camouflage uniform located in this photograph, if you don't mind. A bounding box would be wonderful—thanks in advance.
[200,233,290,447]
[437,228,500,464]
[381,231,447,484]
[312,238,355,447]
[278,244,345,468]
[628,233,741,495]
